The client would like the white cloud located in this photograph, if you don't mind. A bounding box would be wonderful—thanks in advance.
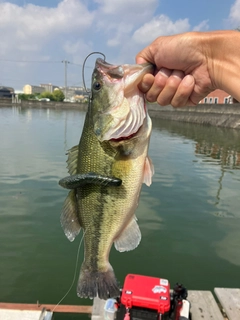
[0,0,94,55]
[62,39,94,67]
[0,0,233,90]
[95,0,158,47]
[228,0,240,27]
[107,23,133,47]
[193,19,209,31]
[132,14,190,45]
[95,0,158,16]
[0,0,97,89]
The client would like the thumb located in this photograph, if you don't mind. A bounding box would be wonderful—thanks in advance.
[136,55,148,64]
[136,46,155,64]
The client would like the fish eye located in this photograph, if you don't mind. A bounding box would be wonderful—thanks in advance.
[93,82,102,91]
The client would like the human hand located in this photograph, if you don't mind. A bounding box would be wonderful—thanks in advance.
[136,32,216,107]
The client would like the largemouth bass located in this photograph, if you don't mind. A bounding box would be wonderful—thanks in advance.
[59,58,154,300]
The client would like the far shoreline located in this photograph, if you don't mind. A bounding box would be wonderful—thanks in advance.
[1,99,240,130]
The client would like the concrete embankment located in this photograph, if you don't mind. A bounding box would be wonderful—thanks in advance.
[1,99,240,130]
[0,99,88,111]
[148,103,240,129]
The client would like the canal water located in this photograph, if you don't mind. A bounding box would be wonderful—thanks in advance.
[0,106,240,319]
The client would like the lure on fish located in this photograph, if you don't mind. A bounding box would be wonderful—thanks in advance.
[59,58,154,299]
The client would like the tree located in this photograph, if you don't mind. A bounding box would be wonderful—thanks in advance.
[53,89,65,102]
[18,93,36,100]
[39,91,54,101]
[18,93,29,100]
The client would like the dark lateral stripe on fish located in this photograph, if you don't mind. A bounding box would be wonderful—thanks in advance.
[58,173,122,189]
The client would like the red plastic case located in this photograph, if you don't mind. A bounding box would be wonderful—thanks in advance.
[120,274,171,314]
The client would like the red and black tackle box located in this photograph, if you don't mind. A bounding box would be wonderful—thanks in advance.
[117,274,171,320]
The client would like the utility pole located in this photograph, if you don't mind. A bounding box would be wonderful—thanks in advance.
[62,60,70,100]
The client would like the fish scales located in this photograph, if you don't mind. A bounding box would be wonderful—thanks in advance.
[59,58,154,299]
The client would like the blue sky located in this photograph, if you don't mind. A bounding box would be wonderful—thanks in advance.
[0,0,239,91]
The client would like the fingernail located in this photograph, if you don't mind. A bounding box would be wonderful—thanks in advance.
[159,67,172,78]
[182,75,194,86]
[172,70,184,80]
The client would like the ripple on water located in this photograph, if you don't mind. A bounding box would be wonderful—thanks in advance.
[1,110,240,300]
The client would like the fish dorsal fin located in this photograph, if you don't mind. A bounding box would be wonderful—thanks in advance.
[143,156,154,187]
[114,216,141,252]
[60,190,81,242]
[66,145,79,175]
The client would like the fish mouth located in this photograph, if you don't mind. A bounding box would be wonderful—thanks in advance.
[94,59,153,142]
[96,58,153,83]
[96,58,125,80]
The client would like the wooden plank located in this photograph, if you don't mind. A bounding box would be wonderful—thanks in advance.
[0,302,92,314]
[92,297,106,319]
[214,288,240,320]
[0,309,44,320]
[92,292,225,320]
[188,290,224,320]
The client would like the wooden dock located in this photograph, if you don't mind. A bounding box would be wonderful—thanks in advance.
[92,288,240,320]
[0,288,239,319]
[0,303,92,319]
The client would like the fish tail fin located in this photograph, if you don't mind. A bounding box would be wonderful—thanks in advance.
[77,262,119,300]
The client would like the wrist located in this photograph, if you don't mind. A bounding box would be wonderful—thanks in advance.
[205,30,240,99]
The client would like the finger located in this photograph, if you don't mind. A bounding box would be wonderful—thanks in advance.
[190,86,213,106]
[136,56,148,64]
[136,48,155,65]
[145,68,172,102]
[156,70,185,106]
[138,74,155,93]
[171,75,196,107]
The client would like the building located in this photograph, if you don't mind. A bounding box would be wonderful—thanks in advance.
[23,84,45,95]
[40,83,59,93]
[60,86,89,101]
[0,86,14,98]
[199,89,233,104]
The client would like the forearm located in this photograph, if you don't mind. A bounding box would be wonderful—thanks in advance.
[205,30,240,101]
[136,30,240,107]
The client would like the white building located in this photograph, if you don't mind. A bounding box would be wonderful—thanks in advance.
[23,85,45,95]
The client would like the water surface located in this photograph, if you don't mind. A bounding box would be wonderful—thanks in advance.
[0,107,240,319]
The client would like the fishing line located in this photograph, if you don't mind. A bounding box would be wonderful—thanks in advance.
[82,52,106,94]
[52,226,89,312]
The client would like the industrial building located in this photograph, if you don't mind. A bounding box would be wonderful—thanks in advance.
[0,86,14,98]
[199,89,234,104]
[23,84,45,95]
[40,83,59,93]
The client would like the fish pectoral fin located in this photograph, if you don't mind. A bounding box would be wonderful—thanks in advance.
[59,173,122,189]
[143,156,154,187]
[114,216,141,252]
[66,145,79,175]
[61,190,81,242]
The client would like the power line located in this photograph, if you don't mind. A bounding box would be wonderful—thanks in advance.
[0,59,62,63]
[0,58,94,89]
[0,59,93,68]
[70,62,92,68]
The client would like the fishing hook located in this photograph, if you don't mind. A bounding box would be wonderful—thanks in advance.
[82,52,106,94]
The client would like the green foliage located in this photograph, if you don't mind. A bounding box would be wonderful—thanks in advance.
[19,90,65,102]
[18,93,37,100]
[52,89,65,102]
[18,94,28,100]
[39,90,65,101]
[40,91,54,100]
